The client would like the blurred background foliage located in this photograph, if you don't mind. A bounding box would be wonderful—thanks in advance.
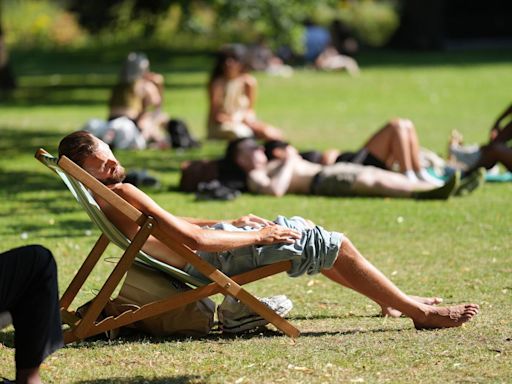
[2,0,400,51]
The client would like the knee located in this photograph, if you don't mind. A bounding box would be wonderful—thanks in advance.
[400,118,415,135]
[338,237,357,260]
[304,219,315,228]
[27,245,57,279]
[386,119,404,138]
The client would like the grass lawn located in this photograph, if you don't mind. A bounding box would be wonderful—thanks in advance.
[0,48,511,383]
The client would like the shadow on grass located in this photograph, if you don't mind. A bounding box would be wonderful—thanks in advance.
[64,322,408,350]
[74,376,204,384]
[0,128,63,159]
[290,313,383,321]
[0,329,14,347]
[3,81,205,108]
[11,45,214,75]
[0,170,62,195]
[354,48,512,68]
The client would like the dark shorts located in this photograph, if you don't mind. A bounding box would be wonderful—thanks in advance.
[336,148,388,170]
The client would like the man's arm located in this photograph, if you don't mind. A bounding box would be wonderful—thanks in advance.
[490,103,512,140]
[180,214,275,228]
[209,80,232,124]
[105,183,300,252]
[247,149,299,197]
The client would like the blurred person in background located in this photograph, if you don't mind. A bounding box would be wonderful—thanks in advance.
[207,44,284,141]
[108,52,169,148]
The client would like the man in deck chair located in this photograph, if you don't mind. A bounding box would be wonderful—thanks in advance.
[57,131,479,330]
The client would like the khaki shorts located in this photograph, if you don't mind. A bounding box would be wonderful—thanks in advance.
[311,162,368,196]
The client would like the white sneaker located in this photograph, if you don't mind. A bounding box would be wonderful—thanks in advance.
[218,295,293,333]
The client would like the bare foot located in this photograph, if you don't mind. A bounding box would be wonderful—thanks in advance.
[413,304,479,330]
[381,296,443,318]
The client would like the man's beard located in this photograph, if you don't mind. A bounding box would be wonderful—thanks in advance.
[100,165,126,185]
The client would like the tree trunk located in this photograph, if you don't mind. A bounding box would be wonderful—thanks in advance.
[0,0,17,91]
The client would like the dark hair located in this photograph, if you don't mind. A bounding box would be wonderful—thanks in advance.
[218,138,257,191]
[58,130,98,166]
[264,140,289,160]
[209,44,248,86]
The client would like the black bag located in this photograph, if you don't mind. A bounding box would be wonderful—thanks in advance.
[195,179,241,201]
[167,119,201,149]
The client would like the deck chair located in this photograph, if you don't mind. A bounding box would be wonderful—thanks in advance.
[35,149,300,344]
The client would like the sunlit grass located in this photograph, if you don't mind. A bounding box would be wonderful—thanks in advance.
[0,49,511,383]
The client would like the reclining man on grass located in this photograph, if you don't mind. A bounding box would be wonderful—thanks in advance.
[58,131,479,330]
[222,138,484,199]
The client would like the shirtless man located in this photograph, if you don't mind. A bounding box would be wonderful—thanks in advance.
[57,131,479,330]
[225,138,460,199]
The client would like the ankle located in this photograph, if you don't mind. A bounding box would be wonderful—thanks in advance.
[404,169,419,182]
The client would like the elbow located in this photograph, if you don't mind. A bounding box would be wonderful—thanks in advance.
[184,229,217,251]
[182,232,202,250]
[269,186,287,197]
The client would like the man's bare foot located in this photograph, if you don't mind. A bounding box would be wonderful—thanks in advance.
[413,304,479,330]
[381,296,443,318]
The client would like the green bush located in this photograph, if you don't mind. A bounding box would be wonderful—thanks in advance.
[1,0,400,51]
[336,0,400,47]
[3,0,88,48]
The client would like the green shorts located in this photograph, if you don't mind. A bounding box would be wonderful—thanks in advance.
[311,162,367,196]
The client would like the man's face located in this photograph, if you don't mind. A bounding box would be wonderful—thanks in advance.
[235,140,268,172]
[82,139,126,185]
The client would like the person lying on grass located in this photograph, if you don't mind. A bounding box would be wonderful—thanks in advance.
[267,118,445,186]
[58,131,479,330]
[222,138,484,199]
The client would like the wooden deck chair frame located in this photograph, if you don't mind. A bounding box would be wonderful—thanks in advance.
[35,148,300,343]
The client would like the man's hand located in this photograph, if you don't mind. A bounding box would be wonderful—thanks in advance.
[490,127,500,142]
[284,145,300,160]
[231,214,275,228]
[256,225,301,245]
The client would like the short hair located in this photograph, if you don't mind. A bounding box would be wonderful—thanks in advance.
[264,140,289,160]
[58,131,98,166]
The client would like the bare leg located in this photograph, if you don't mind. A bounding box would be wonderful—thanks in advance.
[402,119,444,186]
[323,264,442,317]
[352,167,433,198]
[249,120,284,141]
[364,119,413,173]
[322,239,479,329]
[402,119,422,172]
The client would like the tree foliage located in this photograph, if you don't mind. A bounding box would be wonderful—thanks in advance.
[211,0,336,51]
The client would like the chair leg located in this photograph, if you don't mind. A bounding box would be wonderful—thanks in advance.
[74,261,299,341]
[72,217,156,340]
[151,226,301,337]
[60,234,110,310]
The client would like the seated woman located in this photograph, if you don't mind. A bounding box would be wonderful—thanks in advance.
[458,103,512,175]
[207,44,284,141]
[108,52,169,148]
[266,118,444,186]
